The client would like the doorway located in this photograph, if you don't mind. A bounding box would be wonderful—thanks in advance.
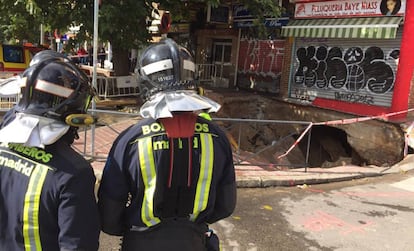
[212,39,232,87]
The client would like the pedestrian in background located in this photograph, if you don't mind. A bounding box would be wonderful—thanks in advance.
[98,38,236,251]
[0,52,100,251]
[77,46,87,64]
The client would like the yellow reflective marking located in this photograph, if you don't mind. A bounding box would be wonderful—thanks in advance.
[198,112,212,121]
[138,138,160,227]
[191,133,214,221]
[23,164,49,251]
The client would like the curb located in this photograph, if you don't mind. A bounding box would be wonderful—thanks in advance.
[92,155,414,189]
[235,172,384,188]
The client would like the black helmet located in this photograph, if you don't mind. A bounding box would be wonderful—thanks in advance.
[30,50,90,84]
[15,56,94,120]
[138,38,197,100]
[30,49,69,66]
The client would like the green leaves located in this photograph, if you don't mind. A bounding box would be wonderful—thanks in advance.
[0,0,40,43]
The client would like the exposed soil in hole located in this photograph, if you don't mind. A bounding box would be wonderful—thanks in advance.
[227,122,364,169]
[295,125,364,168]
[206,89,409,167]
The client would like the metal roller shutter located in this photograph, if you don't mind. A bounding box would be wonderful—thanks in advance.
[288,30,403,107]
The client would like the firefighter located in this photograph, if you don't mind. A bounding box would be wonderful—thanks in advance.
[98,38,236,251]
[0,53,100,250]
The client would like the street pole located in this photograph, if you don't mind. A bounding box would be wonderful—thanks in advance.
[91,0,99,159]
[40,24,44,45]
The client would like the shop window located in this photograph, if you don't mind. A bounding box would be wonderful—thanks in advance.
[3,46,24,63]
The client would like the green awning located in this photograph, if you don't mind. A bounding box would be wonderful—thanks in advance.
[281,17,403,39]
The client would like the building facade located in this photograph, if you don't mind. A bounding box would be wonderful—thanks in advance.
[281,0,414,121]
[156,0,414,165]
[169,0,414,121]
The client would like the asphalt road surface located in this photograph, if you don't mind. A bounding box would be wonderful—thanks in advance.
[98,170,414,251]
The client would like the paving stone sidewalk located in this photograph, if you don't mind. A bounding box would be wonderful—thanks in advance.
[74,118,414,188]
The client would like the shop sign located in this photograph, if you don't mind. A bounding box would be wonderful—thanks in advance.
[294,0,406,19]
[233,4,289,28]
[233,17,289,28]
[233,4,252,20]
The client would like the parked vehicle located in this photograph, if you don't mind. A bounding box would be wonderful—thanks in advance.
[0,44,46,78]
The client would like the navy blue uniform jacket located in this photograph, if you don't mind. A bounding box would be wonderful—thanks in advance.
[98,115,237,235]
[0,139,100,251]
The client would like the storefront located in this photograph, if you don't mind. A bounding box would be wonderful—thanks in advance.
[282,0,414,119]
[195,3,291,92]
[233,4,289,93]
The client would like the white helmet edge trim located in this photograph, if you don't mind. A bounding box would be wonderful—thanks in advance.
[141,59,173,75]
[35,79,74,98]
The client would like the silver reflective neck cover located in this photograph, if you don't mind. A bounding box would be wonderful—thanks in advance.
[0,113,69,148]
[140,90,221,119]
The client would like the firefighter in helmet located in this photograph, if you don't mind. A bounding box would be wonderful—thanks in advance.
[98,38,236,251]
[0,53,100,250]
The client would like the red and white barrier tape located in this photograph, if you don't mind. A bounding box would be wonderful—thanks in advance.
[314,108,414,126]
[277,122,313,159]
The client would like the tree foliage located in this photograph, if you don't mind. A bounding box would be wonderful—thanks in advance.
[240,0,283,38]
[0,0,282,74]
[0,0,41,43]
